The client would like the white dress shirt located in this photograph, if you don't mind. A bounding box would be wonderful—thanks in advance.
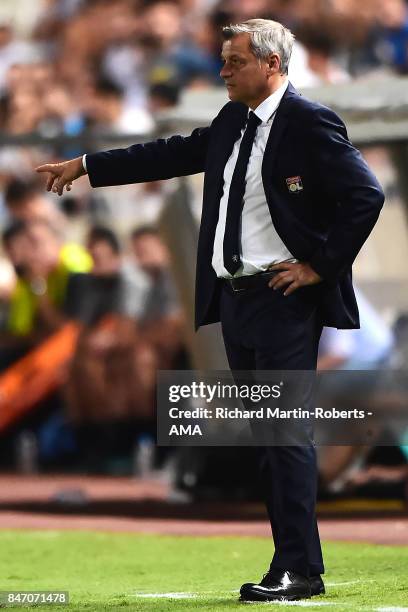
[212,79,296,278]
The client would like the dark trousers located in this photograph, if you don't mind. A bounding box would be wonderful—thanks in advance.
[220,281,324,578]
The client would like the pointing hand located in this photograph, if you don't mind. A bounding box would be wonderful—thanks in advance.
[35,156,87,196]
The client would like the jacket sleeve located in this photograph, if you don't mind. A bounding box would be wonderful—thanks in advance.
[306,106,385,284]
[85,126,210,187]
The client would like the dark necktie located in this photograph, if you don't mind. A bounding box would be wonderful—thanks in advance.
[223,110,262,275]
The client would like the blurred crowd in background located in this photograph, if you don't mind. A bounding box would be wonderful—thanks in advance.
[0,0,408,141]
[0,0,407,501]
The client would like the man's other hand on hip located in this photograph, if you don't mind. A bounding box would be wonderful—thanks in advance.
[268,262,322,296]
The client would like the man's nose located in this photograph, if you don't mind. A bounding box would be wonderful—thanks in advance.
[220,63,231,78]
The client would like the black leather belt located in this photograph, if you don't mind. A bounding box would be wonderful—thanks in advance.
[223,270,279,292]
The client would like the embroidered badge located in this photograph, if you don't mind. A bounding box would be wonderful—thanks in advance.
[286,176,303,193]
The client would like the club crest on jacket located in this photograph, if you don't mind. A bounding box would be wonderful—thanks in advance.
[286,176,303,193]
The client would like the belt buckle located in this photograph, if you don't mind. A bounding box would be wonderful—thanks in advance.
[228,278,245,292]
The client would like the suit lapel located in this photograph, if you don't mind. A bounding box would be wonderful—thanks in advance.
[203,102,247,221]
[209,82,299,204]
[261,81,299,186]
[201,83,300,247]
[214,102,247,184]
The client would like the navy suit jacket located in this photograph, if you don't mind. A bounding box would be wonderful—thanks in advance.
[86,82,385,330]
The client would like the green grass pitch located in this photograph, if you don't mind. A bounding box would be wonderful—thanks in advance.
[0,530,407,611]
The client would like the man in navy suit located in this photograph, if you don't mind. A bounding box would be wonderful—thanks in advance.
[37,18,384,602]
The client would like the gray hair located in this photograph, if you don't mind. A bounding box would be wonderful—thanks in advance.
[222,19,295,74]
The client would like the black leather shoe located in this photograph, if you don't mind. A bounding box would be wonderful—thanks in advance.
[310,575,325,596]
[240,568,311,602]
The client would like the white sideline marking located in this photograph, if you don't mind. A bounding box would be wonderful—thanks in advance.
[132,589,408,612]
[132,592,346,606]
[132,590,239,598]
[326,580,366,586]
[133,581,364,597]
[275,603,338,607]
[133,592,198,599]
[242,602,342,607]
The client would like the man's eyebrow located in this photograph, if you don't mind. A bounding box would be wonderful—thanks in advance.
[220,53,243,59]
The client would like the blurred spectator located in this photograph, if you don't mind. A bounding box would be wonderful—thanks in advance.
[0,220,31,359]
[66,225,149,328]
[148,81,181,112]
[0,0,406,144]
[4,177,67,228]
[0,22,38,94]
[41,82,86,140]
[65,225,155,427]
[317,288,397,495]
[83,74,154,135]
[296,23,350,85]
[54,0,143,101]
[2,219,31,283]
[287,40,325,88]
[1,0,408,479]
[141,1,221,89]
[129,225,185,369]
[2,218,91,343]
[372,0,408,73]
[2,83,44,136]
[318,287,394,371]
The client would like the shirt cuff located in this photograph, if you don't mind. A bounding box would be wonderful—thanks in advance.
[82,154,87,173]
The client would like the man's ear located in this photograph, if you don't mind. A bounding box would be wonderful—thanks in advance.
[267,53,281,75]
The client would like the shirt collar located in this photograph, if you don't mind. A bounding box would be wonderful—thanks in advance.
[251,79,289,124]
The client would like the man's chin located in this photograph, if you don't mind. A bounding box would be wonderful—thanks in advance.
[226,88,239,102]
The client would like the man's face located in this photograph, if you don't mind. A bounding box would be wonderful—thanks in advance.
[131,234,169,275]
[25,223,60,275]
[220,33,278,108]
[89,241,121,276]
[5,232,31,274]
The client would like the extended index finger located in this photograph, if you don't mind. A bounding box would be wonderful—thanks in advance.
[35,163,59,174]
[36,163,62,191]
